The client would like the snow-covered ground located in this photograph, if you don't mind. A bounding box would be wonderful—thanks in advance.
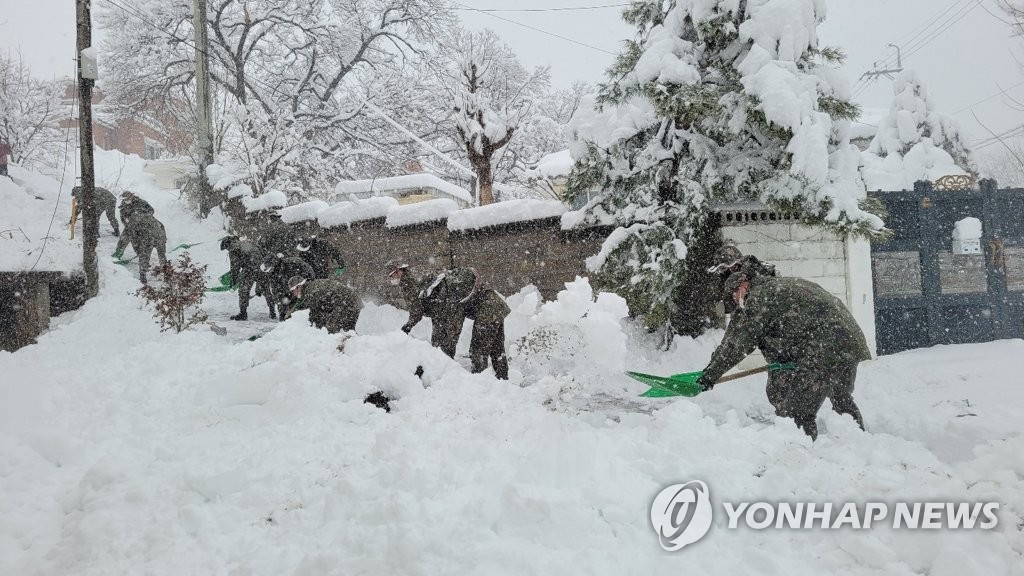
[1,154,1023,574]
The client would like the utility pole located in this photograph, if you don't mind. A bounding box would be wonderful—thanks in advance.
[77,0,99,297]
[859,44,904,82]
[192,0,216,218]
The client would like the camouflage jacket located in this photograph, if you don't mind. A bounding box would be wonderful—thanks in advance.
[119,197,155,224]
[72,186,116,215]
[115,212,166,253]
[228,240,264,281]
[294,278,362,322]
[258,220,297,259]
[299,237,347,278]
[464,288,510,325]
[421,267,476,311]
[702,276,871,383]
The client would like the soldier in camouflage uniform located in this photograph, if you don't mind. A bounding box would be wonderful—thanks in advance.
[261,253,314,319]
[220,235,276,320]
[257,211,297,259]
[296,234,347,279]
[696,260,869,440]
[464,285,511,379]
[71,185,120,236]
[287,276,362,333]
[118,191,155,226]
[386,262,474,358]
[113,212,167,284]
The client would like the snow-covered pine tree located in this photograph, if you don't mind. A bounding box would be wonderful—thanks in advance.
[861,69,977,191]
[566,0,884,331]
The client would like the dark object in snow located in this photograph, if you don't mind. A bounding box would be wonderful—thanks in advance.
[364,391,391,413]
[414,365,424,378]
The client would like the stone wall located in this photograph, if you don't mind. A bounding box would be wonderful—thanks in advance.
[0,272,63,352]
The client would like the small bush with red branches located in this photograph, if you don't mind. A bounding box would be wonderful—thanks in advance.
[135,252,209,333]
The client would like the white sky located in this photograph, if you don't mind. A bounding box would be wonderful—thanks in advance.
[3,0,1021,153]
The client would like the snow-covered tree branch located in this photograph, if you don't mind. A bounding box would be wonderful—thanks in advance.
[0,53,67,171]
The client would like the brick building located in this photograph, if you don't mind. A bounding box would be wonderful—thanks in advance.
[61,84,191,159]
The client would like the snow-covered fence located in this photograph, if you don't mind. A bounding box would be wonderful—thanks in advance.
[717,203,878,357]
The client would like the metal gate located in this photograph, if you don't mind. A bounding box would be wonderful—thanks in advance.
[870,180,1024,355]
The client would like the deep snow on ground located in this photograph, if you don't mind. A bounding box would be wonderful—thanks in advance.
[2,155,1023,574]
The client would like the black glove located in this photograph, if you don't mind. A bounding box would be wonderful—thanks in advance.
[401,323,413,334]
[696,374,715,392]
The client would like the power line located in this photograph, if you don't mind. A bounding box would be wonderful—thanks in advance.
[451,1,617,55]
[952,79,1024,114]
[900,1,980,61]
[31,58,79,272]
[454,2,628,12]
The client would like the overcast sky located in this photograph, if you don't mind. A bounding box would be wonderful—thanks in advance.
[3,0,1020,153]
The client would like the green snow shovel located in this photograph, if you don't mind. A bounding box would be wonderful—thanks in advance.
[627,362,795,398]
[206,271,236,292]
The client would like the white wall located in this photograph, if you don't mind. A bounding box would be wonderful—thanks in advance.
[722,221,877,365]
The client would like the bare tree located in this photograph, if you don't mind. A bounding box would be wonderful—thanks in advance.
[0,53,67,170]
[446,29,549,205]
[99,0,453,197]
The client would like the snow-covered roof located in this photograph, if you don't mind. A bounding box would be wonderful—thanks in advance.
[530,149,574,179]
[447,199,566,232]
[241,190,287,213]
[278,200,329,224]
[333,174,473,204]
[318,196,399,228]
[385,199,460,228]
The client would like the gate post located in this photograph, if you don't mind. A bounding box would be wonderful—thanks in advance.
[914,180,943,346]
[981,179,1010,339]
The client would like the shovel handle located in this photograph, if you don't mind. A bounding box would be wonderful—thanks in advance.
[715,365,772,384]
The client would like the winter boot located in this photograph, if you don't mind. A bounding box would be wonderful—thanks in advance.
[230,312,248,321]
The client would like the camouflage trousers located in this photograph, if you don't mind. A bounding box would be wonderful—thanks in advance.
[237,273,275,318]
[766,363,864,440]
[430,314,464,359]
[470,320,509,380]
[136,242,168,284]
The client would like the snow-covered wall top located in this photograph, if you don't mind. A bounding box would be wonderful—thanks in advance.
[385,199,460,229]
[278,200,329,224]
[318,197,399,228]
[447,200,567,232]
[334,174,472,204]
[241,190,287,214]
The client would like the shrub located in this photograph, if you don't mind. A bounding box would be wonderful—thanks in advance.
[135,252,209,333]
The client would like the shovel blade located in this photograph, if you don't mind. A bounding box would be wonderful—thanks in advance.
[626,370,704,398]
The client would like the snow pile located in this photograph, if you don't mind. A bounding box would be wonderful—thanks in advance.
[278,200,329,224]
[2,148,1023,574]
[860,70,974,191]
[334,174,472,205]
[318,196,399,228]
[447,199,566,232]
[506,279,630,381]
[384,199,459,228]
[241,190,287,213]
[0,166,81,272]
